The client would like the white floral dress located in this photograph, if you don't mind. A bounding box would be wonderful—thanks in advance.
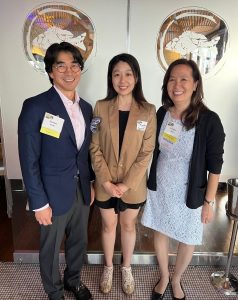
[141,111,203,245]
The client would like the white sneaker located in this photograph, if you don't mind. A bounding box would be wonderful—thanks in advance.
[121,266,135,295]
[100,265,113,294]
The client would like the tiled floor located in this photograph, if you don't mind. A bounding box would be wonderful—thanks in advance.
[1,262,238,300]
[1,184,238,299]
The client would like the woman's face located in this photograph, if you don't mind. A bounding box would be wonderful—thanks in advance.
[111,61,136,97]
[167,64,198,107]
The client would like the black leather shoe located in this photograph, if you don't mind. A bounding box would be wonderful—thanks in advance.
[172,282,186,300]
[151,279,169,300]
[48,296,65,300]
[64,282,92,300]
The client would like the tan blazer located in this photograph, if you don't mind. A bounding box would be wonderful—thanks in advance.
[90,98,156,204]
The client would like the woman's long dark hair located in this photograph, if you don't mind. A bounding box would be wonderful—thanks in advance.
[104,53,147,105]
[162,59,208,130]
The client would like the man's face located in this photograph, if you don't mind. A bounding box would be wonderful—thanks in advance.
[49,51,81,100]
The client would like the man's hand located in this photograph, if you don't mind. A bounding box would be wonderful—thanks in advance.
[35,207,52,226]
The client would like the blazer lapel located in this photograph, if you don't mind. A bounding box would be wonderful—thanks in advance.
[120,99,141,158]
[47,87,77,147]
[109,98,119,162]
[78,99,90,151]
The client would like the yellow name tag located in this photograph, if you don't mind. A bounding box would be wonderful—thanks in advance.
[40,112,64,138]
[160,115,183,152]
[162,132,177,143]
[40,127,60,138]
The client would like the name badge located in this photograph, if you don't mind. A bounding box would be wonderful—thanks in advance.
[160,118,183,151]
[40,112,64,138]
[137,120,148,131]
[162,120,182,144]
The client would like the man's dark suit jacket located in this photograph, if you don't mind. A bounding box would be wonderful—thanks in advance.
[18,87,94,216]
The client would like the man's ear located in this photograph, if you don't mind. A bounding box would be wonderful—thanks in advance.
[49,72,54,80]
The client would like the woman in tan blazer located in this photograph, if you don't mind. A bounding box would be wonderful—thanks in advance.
[90,53,156,295]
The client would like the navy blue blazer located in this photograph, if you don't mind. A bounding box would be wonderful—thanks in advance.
[18,87,94,216]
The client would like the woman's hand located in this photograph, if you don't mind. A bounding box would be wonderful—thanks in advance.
[90,182,95,206]
[201,203,214,224]
[116,183,129,194]
[102,181,123,198]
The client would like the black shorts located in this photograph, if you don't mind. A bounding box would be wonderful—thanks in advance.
[94,197,146,214]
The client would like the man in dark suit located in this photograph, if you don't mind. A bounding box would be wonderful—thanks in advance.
[18,42,94,300]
